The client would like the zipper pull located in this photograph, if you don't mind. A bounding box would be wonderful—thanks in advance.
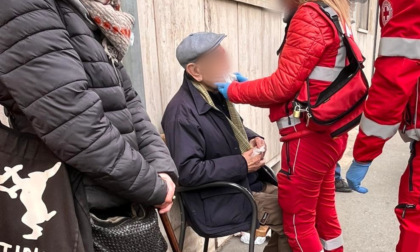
[402,204,416,219]
[111,60,122,86]
[293,104,301,118]
[306,108,312,126]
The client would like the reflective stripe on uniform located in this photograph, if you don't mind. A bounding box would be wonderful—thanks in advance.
[400,129,420,142]
[360,114,399,140]
[309,40,346,82]
[320,234,344,250]
[309,66,343,82]
[276,116,301,130]
[379,37,420,60]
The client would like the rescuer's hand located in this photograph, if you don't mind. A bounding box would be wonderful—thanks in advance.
[346,160,371,194]
[234,72,248,82]
[216,82,231,99]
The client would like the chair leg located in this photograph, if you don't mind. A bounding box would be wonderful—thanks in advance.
[178,193,186,251]
[203,237,209,252]
[249,225,256,252]
[249,200,258,252]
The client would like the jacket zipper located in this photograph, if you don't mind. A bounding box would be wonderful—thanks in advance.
[111,60,123,86]
[414,79,419,138]
[282,142,292,179]
[409,142,416,192]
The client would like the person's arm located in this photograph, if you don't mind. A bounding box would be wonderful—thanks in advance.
[353,57,419,162]
[245,127,260,141]
[119,64,178,183]
[227,5,328,106]
[163,117,248,187]
[347,3,420,193]
[0,0,167,206]
[352,6,420,163]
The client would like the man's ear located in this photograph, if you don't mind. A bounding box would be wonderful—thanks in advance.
[186,63,203,82]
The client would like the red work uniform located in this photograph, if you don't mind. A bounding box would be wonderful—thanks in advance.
[228,3,363,251]
[353,1,420,251]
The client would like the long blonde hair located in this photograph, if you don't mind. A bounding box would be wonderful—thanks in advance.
[294,0,351,25]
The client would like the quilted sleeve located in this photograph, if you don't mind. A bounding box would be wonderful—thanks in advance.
[228,5,330,106]
[0,0,168,206]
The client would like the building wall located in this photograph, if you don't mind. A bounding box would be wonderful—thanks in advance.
[350,0,380,80]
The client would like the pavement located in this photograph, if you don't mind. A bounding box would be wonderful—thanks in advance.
[219,129,409,252]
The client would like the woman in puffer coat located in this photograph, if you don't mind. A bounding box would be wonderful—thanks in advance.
[0,0,178,251]
[217,0,364,251]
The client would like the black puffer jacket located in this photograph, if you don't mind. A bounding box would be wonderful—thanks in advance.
[0,0,177,243]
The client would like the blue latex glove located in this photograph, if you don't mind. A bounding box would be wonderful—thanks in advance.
[346,160,371,194]
[216,82,231,99]
[234,72,248,82]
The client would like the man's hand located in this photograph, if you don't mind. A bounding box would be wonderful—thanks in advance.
[346,160,371,194]
[242,149,265,173]
[250,137,266,158]
[155,173,176,214]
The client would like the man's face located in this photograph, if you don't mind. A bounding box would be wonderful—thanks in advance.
[187,45,231,91]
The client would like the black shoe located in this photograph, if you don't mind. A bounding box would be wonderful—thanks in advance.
[335,179,352,193]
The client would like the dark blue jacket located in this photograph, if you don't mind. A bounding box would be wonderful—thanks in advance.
[162,74,262,237]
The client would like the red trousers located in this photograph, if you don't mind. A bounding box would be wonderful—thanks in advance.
[278,133,347,252]
[396,141,420,252]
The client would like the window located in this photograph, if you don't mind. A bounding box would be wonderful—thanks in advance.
[356,0,370,31]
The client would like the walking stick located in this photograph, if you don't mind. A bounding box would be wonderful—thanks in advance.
[159,212,181,252]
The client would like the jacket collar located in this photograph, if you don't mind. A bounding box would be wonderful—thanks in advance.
[66,0,98,30]
[183,72,213,115]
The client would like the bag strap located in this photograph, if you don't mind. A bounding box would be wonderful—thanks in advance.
[311,2,362,107]
[317,2,345,36]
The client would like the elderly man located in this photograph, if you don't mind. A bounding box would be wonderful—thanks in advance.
[162,32,291,252]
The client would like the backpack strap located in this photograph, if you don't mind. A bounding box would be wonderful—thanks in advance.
[311,2,363,107]
[316,2,345,36]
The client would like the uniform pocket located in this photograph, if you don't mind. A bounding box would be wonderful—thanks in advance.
[395,203,418,220]
[277,171,300,214]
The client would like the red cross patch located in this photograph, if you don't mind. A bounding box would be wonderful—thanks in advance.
[381,0,393,26]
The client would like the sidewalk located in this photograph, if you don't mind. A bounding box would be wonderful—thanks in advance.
[219,129,407,252]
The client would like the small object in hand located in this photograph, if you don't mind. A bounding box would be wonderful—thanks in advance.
[224,73,238,83]
[172,195,176,200]
[252,146,266,157]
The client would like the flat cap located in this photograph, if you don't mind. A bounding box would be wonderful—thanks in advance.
[176,32,227,68]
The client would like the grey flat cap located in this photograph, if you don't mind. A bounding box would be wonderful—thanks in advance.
[176,32,227,68]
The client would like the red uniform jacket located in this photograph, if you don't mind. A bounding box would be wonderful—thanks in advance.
[228,2,363,138]
[354,0,420,162]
